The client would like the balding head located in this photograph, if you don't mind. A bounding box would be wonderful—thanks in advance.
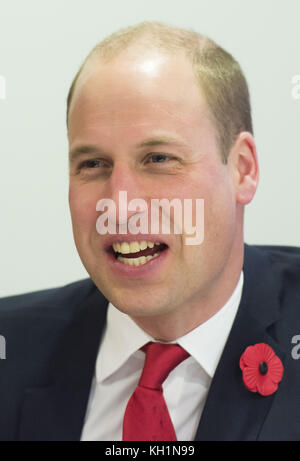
[66,21,253,163]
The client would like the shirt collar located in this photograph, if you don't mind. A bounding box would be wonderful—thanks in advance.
[177,271,243,377]
[96,303,153,382]
[96,271,243,382]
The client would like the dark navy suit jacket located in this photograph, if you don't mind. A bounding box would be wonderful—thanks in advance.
[0,244,300,441]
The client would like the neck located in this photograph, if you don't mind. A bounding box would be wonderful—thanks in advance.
[130,241,244,342]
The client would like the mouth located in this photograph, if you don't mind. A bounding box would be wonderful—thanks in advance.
[107,240,169,267]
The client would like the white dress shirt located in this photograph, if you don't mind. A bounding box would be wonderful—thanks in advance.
[80,271,244,441]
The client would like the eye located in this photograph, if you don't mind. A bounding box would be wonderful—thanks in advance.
[76,158,111,174]
[79,159,101,169]
[146,153,175,164]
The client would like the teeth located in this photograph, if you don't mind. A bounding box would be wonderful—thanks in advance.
[112,241,161,254]
[139,240,148,251]
[120,242,130,254]
[114,242,121,253]
[117,253,160,266]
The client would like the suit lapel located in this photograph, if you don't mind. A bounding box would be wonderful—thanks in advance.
[18,284,109,441]
[194,244,286,441]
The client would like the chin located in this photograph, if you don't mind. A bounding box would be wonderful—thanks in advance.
[115,302,173,320]
[103,286,172,317]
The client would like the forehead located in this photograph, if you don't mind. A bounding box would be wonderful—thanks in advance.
[68,49,215,148]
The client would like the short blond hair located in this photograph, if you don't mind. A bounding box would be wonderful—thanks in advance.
[66,21,253,163]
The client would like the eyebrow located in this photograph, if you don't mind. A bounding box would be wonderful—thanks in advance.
[137,135,188,149]
[69,135,189,162]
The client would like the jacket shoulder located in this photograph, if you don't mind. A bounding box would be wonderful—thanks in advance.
[246,244,300,323]
[0,278,104,441]
[0,278,95,320]
[248,243,300,274]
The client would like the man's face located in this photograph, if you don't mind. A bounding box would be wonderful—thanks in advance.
[68,49,239,321]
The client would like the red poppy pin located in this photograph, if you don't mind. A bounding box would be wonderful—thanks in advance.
[239,343,284,396]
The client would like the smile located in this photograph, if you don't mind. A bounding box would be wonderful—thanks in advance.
[111,240,168,266]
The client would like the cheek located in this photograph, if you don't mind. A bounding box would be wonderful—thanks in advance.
[205,189,237,260]
[186,170,235,242]
[69,184,99,232]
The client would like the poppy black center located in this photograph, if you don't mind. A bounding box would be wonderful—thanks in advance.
[259,361,268,375]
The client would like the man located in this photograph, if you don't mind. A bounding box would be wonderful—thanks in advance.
[0,21,300,441]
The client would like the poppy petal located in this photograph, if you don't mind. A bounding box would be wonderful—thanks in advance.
[268,356,284,383]
[241,345,261,367]
[242,367,259,392]
[257,375,278,396]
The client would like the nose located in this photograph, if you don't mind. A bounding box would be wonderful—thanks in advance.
[100,162,148,230]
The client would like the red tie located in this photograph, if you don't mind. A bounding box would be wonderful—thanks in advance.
[122,342,190,441]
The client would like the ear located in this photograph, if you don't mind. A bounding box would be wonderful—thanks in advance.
[228,132,259,205]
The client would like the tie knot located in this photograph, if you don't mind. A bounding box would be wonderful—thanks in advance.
[139,342,189,390]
